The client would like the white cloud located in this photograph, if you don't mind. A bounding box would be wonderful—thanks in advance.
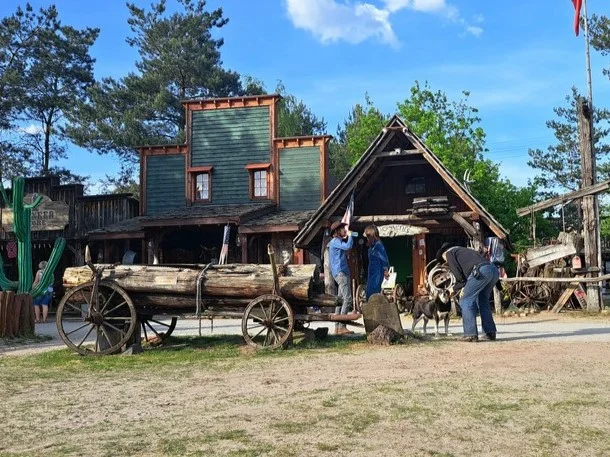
[466,26,483,37]
[22,124,42,135]
[284,0,398,47]
[383,0,448,13]
[284,0,483,47]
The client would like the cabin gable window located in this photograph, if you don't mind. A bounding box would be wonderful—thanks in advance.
[405,176,426,195]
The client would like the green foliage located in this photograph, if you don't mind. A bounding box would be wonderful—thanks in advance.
[66,0,248,179]
[528,87,610,194]
[329,94,388,179]
[0,177,65,296]
[275,81,327,138]
[0,3,97,183]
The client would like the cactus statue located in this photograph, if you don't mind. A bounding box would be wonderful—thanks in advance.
[0,177,65,297]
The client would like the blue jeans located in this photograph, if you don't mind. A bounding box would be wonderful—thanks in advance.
[334,272,352,329]
[460,264,498,337]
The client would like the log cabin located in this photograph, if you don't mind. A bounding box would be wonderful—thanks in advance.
[294,116,510,295]
[90,94,332,265]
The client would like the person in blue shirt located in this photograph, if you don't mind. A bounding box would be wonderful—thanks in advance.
[328,220,355,335]
[364,225,390,300]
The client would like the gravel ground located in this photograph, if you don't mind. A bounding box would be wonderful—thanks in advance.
[2,311,609,356]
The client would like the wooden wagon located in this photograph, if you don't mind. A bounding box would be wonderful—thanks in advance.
[56,245,362,355]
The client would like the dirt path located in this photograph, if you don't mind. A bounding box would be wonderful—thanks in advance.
[2,334,610,456]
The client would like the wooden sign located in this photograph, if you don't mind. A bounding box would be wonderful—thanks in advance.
[1,194,69,232]
[378,224,428,238]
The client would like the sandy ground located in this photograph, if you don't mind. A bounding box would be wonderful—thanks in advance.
[1,313,610,456]
[1,337,610,456]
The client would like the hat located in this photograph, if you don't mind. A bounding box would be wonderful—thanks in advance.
[435,242,452,263]
[39,260,48,270]
[330,221,348,234]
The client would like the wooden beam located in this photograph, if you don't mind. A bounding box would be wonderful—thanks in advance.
[451,212,478,238]
[238,225,300,234]
[377,149,422,157]
[353,212,472,224]
[88,231,145,241]
[141,217,240,228]
[516,180,610,217]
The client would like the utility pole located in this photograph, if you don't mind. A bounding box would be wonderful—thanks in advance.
[578,99,601,312]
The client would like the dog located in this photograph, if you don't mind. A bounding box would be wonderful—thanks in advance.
[411,289,452,336]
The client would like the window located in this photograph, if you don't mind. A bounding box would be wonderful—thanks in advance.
[189,166,213,202]
[195,173,210,201]
[405,177,426,195]
[253,170,267,198]
[245,163,271,200]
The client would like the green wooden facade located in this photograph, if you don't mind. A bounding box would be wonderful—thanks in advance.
[279,147,321,211]
[190,106,271,205]
[146,155,185,215]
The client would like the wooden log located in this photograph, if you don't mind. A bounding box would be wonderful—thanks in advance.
[18,294,34,335]
[10,294,21,337]
[0,291,9,338]
[63,264,318,302]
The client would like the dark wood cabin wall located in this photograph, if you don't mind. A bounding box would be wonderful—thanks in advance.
[358,164,469,216]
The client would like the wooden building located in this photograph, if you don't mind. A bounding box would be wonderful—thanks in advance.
[91,94,332,264]
[294,116,509,294]
[0,176,138,293]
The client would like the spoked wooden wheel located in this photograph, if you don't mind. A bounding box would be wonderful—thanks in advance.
[356,284,367,313]
[241,294,294,349]
[56,281,136,356]
[393,283,408,313]
[140,316,178,345]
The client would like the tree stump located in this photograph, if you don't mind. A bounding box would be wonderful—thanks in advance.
[367,324,405,345]
[0,292,35,338]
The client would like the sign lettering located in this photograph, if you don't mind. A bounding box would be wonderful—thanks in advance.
[1,194,69,232]
[378,224,429,238]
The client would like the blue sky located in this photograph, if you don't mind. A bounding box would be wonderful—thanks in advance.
[2,0,608,192]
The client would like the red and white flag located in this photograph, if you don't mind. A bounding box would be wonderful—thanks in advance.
[341,191,355,231]
[218,225,231,265]
[572,0,583,36]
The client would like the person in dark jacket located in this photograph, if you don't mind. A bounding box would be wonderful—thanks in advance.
[364,225,390,300]
[436,243,498,342]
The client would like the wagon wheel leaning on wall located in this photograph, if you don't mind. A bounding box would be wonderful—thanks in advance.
[241,294,295,349]
[355,284,367,312]
[56,281,137,356]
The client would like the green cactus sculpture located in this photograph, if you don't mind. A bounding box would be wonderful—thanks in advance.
[0,177,65,297]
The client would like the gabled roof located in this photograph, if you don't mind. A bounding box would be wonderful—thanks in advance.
[294,115,509,248]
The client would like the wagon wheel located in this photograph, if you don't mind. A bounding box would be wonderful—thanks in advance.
[56,281,136,356]
[355,284,367,312]
[241,294,294,349]
[510,282,551,311]
[140,315,178,345]
[393,283,408,313]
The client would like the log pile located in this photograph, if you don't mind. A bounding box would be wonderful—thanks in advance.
[63,264,337,310]
[412,196,449,216]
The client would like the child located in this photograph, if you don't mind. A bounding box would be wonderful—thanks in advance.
[33,261,54,324]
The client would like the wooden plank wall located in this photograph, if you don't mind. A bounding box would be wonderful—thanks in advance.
[1,177,139,241]
[190,107,271,204]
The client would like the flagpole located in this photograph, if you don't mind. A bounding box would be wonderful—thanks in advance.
[583,0,593,108]
[581,0,603,294]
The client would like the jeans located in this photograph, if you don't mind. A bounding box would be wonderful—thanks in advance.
[460,264,498,337]
[334,272,353,329]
